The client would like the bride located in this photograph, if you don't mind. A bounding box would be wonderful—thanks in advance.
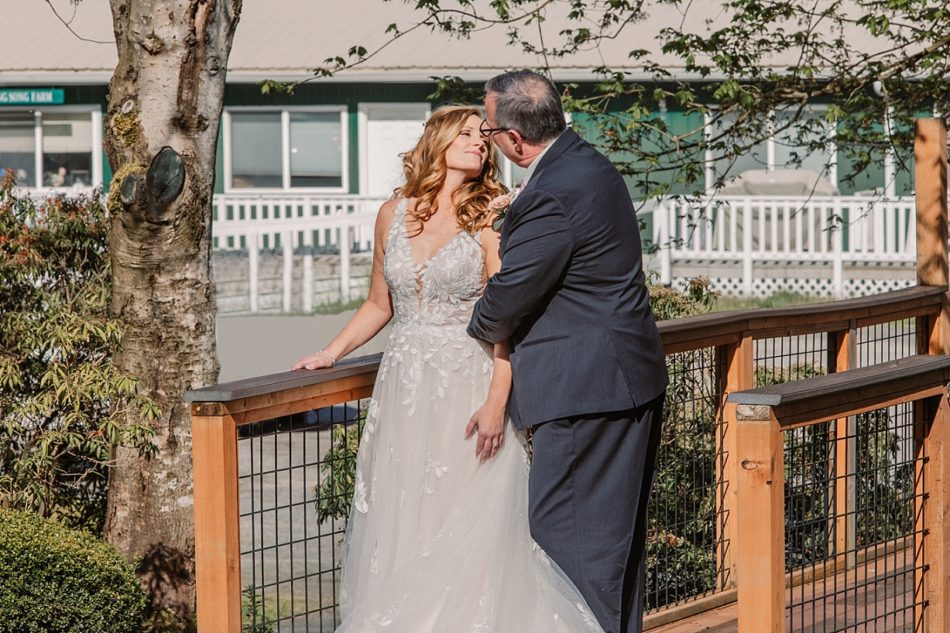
[293,105,603,632]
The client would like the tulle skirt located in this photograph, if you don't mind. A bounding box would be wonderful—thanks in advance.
[336,323,603,632]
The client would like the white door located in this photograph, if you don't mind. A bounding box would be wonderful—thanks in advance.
[359,104,430,197]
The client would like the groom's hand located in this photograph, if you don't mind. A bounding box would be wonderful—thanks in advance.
[465,403,505,463]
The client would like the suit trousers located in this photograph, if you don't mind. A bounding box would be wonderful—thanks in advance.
[528,395,664,633]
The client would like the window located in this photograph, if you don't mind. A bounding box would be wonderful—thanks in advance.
[226,108,347,191]
[772,109,833,176]
[0,113,35,186]
[709,110,768,182]
[706,107,836,191]
[0,109,100,190]
[230,112,281,188]
[42,113,94,188]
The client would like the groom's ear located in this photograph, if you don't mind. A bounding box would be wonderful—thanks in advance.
[507,130,524,154]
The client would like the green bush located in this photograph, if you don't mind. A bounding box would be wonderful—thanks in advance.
[0,173,157,530]
[0,508,146,633]
[315,419,364,523]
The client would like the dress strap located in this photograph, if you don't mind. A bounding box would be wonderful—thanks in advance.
[386,198,410,248]
[394,197,409,218]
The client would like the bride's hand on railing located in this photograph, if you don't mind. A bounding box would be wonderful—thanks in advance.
[465,403,505,463]
[292,350,336,370]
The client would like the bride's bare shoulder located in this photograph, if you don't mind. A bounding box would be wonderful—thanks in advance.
[376,198,412,246]
[375,198,406,233]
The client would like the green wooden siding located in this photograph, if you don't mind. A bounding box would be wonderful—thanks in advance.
[571,110,708,200]
[348,109,359,194]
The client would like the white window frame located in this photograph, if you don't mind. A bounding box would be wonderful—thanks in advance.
[0,105,103,192]
[704,105,838,190]
[223,106,349,194]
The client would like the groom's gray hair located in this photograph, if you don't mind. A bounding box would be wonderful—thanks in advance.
[485,70,566,144]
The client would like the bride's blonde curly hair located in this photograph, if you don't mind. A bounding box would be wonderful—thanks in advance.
[394,105,506,234]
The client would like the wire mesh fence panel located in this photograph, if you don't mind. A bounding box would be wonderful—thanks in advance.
[784,402,925,633]
[646,347,726,611]
[754,332,830,387]
[754,332,837,575]
[784,420,836,573]
[238,400,366,633]
[856,319,917,368]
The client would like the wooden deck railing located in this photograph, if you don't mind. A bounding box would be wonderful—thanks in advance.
[187,286,947,633]
[188,119,949,632]
[727,354,950,633]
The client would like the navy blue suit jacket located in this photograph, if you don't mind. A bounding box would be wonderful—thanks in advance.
[467,129,669,428]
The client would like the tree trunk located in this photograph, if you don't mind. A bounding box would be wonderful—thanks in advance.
[103,1,241,628]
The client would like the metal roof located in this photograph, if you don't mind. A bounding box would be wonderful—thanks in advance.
[1,0,894,84]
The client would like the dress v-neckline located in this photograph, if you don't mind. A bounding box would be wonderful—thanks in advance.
[401,207,468,269]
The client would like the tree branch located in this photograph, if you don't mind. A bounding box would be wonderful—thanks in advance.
[44,0,112,45]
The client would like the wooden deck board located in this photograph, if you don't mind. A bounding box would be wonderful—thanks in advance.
[651,554,920,633]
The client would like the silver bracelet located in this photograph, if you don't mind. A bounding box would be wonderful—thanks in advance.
[317,349,338,365]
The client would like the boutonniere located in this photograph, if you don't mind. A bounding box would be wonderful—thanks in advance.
[489,186,522,231]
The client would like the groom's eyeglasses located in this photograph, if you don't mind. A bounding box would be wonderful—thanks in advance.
[479,119,509,139]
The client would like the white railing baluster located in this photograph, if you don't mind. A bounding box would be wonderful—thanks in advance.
[248,230,259,313]
[656,205,672,285]
[730,202,738,253]
[782,202,791,253]
[680,203,690,250]
[885,201,896,254]
[716,204,725,252]
[302,227,313,314]
[874,202,885,253]
[795,204,803,254]
[743,200,753,295]
[340,223,352,301]
[770,202,779,253]
[832,223,844,297]
[282,230,293,313]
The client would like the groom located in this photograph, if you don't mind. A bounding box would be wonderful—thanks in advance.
[468,70,668,633]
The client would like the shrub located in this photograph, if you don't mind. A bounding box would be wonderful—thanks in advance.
[316,419,364,523]
[0,173,157,530]
[0,508,146,633]
[242,586,276,633]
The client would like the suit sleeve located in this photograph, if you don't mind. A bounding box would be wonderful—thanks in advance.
[467,189,573,344]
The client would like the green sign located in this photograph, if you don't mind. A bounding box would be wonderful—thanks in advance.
[0,88,65,106]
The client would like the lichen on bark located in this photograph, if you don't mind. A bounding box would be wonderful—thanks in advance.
[110,102,141,148]
[105,162,145,216]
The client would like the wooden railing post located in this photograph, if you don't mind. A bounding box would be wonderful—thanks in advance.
[192,407,242,633]
[917,392,950,633]
[735,404,785,633]
[915,118,949,355]
[914,117,950,633]
[828,325,856,570]
[718,336,754,590]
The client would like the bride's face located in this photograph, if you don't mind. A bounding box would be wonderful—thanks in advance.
[444,115,488,179]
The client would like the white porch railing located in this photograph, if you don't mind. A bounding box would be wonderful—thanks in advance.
[21,190,924,309]
[652,196,917,297]
[210,193,922,313]
[212,194,386,313]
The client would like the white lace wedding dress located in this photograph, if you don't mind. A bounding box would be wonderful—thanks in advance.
[336,199,604,632]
